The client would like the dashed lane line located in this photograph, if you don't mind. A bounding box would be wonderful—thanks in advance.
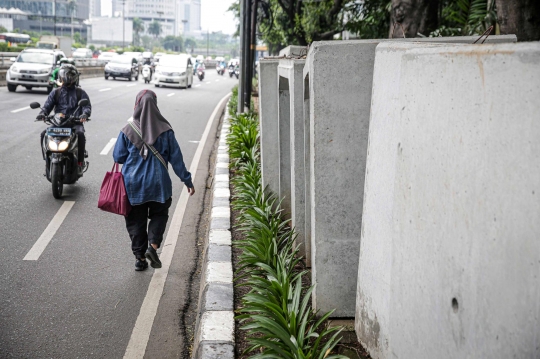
[100,138,118,155]
[167,93,175,97]
[127,84,137,87]
[205,81,211,84]
[188,140,200,143]
[215,79,220,82]
[11,106,30,113]
[100,88,112,92]
[23,201,75,261]
[122,92,231,359]
[195,84,201,88]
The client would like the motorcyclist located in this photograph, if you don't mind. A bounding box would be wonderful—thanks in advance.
[37,64,92,175]
[142,57,153,76]
[50,58,75,87]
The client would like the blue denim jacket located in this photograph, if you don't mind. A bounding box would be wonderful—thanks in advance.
[113,130,193,205]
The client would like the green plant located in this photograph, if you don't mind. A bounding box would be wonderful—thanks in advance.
[227,88,346,358]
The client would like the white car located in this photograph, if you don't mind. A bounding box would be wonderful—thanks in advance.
[154,54,194,89]
[72,48,93,59]
[98,52,118,63]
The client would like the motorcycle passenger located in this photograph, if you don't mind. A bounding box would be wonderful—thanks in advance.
[37,64,92,175]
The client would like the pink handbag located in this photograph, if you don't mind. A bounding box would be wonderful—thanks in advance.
[98,163,131,216]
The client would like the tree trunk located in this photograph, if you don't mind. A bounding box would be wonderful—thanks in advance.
[496,0,540,41]
[389,0,439,38]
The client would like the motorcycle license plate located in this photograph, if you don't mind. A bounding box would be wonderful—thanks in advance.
[47,128,71,137]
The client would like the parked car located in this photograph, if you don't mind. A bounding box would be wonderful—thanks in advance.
[6,48,65,93]
[154,54,193,89]
[104,55,139,81]
[72,48,93,59]
[98,52,118,63]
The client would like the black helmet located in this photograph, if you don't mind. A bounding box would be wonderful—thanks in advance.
[58,64,79,87]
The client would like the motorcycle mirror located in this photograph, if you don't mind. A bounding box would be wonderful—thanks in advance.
[30,102,41,109]
[78,99,89,107]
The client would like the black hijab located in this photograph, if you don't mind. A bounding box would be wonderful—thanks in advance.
[121,90,172,159]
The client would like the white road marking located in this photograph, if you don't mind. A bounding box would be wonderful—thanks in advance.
[127,84,137,87]
[167,93,175,97]
[205,81,211,84]
[188,141,200,144]
[100,88,112,92]
[23,201,75,261]
[100,138,117,155]
[195,84,201,88]
[123,92,231,359]
[215,79,220,82]
[11,106,30,113]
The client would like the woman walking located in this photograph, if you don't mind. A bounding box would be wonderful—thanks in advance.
[113,90,195,271]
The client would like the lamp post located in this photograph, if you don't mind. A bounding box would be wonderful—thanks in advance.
[53,0,57,35]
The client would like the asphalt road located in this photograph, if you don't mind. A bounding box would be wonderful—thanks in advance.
[0,70,235,358]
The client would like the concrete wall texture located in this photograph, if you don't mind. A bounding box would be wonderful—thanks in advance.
[356,41,540,358]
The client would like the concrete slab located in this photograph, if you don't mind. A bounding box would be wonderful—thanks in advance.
[359,42,540,358]
[210,216,230,231]
[206,262,233,284]
[279,58,308,258]
[206,244,232,263]
[198,311,235,342]
[279,45,308,57]
[209,230,232,246]
[199,283,234,312]
[278,76,292,218]
[258,60,280,196]
[196,342,234,359]
[212,197,230,208]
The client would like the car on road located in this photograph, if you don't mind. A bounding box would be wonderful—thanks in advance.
[97,52,118,63]
[122,51,143,72]
[72,48,93,59]
[104,55,139,81]
[154,54,193,89]
[6,48,66,93]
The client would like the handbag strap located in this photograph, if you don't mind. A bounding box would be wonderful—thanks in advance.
[112,162,120,172]
[128,120,168,170]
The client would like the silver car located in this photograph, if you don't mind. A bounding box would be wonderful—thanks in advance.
[6,48,65,93]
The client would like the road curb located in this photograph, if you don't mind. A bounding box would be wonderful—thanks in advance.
[193,105,234,359]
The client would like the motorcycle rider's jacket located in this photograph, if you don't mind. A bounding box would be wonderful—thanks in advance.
[40,86,92,120]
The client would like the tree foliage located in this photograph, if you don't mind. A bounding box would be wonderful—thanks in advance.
[162,35,184,52]
[132,17,145,45]
[147,20,162,39]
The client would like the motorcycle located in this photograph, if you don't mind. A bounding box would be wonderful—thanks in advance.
[142,64,152,84]
[31,99,90,199]
[217,65,225,76]
[197,67,205,81]
[234,67,240,79]
[228,66,234,78]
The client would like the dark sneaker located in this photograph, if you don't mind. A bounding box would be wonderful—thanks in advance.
[135,258,148,271]
[145,246,162,269]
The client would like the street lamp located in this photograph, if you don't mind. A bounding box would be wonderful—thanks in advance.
[122,0,126,51]
[53,0,57,36]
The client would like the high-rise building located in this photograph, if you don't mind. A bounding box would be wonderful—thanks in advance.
[0,0,90,35]
[176,0,200,37]
[90,0,100,17]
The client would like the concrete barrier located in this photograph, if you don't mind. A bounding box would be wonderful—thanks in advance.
[258,59,280,196]
[302,35,516,318]
[278,58,307,255]
[356,41,540,358]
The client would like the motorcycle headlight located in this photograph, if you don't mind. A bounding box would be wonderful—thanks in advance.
[10,66,19,73]
[48,140,58,151]
[57,140,69,151]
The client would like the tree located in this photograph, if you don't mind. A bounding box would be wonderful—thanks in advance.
[496,0,540,41]
[148,20,162,39]
[184,37,196,53]
[163,35,184,52]
[0,25,7,33]
[133,17,145,46]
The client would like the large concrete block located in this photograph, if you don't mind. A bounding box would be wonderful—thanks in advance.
[279,45,308,58]
[279,59,307,257]
[258,60,280,196]
[278,76,292,218]
[357,42,540,358]
[305,35,517,318]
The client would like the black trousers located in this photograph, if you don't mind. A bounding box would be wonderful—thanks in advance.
[40,124,85,163]
[125,198,172,258]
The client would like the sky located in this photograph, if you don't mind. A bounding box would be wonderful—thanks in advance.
[100,0,238,35]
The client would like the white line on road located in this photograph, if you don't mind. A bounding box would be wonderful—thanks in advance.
[100,138,117,155]
[23,201,75,261]
[215,79,220,82]
[205,81,211,84]
[188,140,200,143]
[123,92,231,359]
[127,84,137,87]
[100,88,112,92]
[167,93,175,97]
[11,106,30,113]
[195,84,201,87]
